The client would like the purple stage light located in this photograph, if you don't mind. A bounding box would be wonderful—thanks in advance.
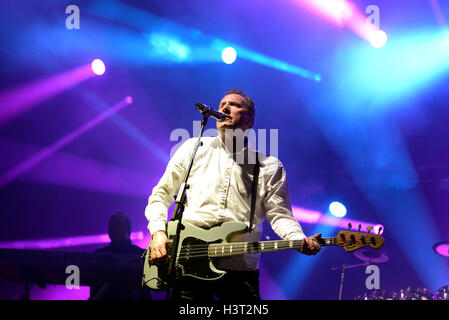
[0,96,132,188]
[292,206,323,224]
[433,242,449,258]
[28,284,90,300]
[294,0,387,47]
[429,0,448,29]
[292,205,384,235]
[295,0,354,27]
[125,95,133,104]
[0,64,96,125]
[91,59,106,75]
[0,231,144,250]
[134,233,151,250]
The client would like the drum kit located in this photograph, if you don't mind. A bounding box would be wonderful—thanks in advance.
[335,241,449,300]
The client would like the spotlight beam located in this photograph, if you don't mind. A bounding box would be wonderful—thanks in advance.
[292,205,383,234]
[80,90,170,164]
[0,96,132,188]
[86,0,321,81]
[0,64,96,125]
[295,0,388,47]
[429,0,448,28]
[0,136,156,196]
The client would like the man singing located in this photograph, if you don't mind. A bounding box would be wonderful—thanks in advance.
[145,88,321,300]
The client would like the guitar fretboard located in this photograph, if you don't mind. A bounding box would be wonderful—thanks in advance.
[207,237,336,257]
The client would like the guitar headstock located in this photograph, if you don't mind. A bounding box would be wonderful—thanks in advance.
[335,225,384,252]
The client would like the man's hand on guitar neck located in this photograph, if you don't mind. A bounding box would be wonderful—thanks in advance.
[299,233,322,256]
[150,230,169,261]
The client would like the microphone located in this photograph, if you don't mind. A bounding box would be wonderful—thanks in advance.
[195,103,226,122]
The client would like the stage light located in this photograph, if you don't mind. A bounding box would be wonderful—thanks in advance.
[368,30,388,48]
[0,64,97,125]
[222,47,237,64]
[91,59,105,75]
[125,96,133,104]
[148,32,191,62]
[373,224,384,235]
[433,242,449,258]
[328,201,347,218]
[295,0,354,26]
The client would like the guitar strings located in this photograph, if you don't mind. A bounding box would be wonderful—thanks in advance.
[174,238,372,253]
[151,239,375,258]
[160,237,336,251]
[152,235,378,252]
[166,239,379,260]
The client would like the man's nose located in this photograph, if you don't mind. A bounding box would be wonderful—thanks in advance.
[221,103,231,114]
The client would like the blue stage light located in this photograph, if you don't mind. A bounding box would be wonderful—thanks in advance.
[329,201,347,218]
[221,47,237,64]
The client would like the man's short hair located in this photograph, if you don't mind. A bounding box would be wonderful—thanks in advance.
[225,88,256,120]
[109,211,131,234]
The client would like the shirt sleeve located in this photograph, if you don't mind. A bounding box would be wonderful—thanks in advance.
[144,138,193,235]
[263,161,307,241]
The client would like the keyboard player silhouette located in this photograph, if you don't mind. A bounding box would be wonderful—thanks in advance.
[89,212,151,300]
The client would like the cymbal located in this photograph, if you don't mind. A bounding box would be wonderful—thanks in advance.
[353,248,389,263]
[433,242,449,258]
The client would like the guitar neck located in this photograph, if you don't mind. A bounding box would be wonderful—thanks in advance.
[208,237,337,258]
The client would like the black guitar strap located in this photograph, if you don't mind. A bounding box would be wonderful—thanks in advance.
[249,152,260,233]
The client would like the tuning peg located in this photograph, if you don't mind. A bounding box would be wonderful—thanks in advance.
[366,226,373,233]
[377,226,383,235]
[348,223,352,231]
[358,224,361,232]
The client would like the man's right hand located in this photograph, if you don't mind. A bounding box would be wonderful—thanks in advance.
[150,230,169,260]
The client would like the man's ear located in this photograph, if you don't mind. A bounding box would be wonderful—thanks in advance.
[249,115,255,128]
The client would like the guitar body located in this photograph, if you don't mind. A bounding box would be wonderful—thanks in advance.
[142,220,248,291]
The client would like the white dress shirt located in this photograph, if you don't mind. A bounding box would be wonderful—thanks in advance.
[145,136,306,270]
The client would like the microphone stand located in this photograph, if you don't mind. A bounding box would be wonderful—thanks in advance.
[164,112,209,301]
[331,262,369,300]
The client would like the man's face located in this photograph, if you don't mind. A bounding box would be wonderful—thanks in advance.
[216,94,254,133]
[109,220,129,243]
